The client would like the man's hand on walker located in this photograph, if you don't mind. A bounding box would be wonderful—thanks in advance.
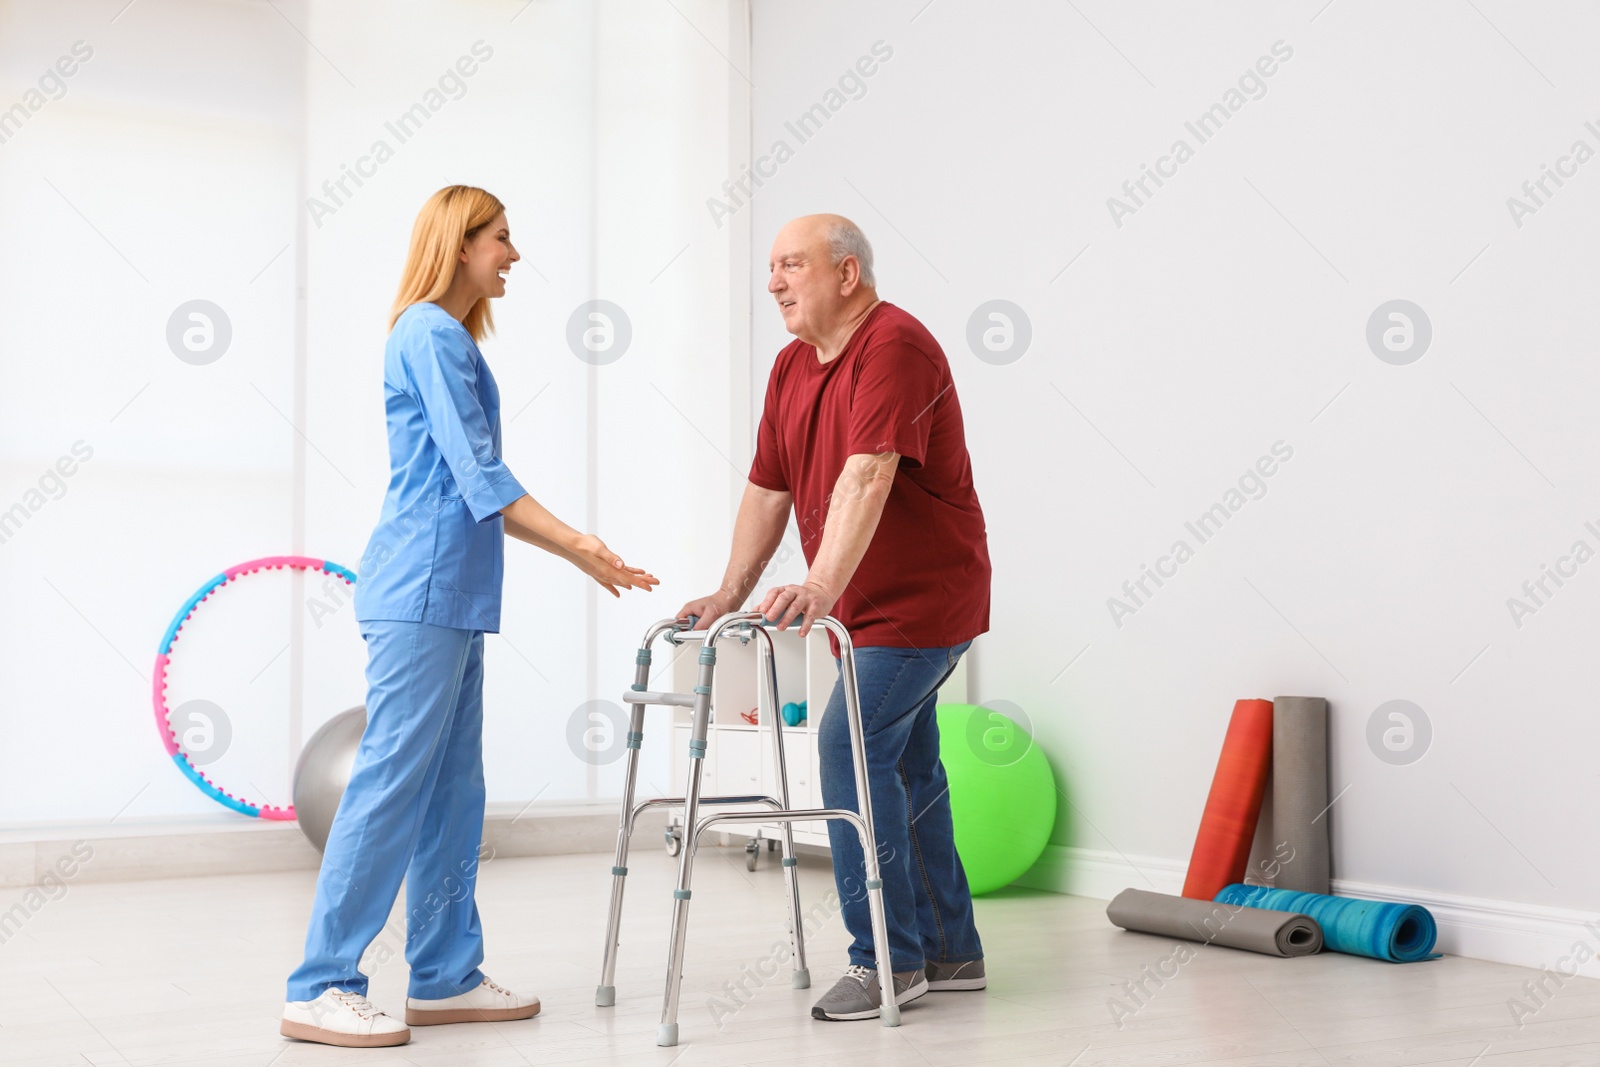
[572,534,658,598]
[757,581,836,637]
[677,591,739,630]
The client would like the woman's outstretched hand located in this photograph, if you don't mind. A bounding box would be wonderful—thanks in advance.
[571,534,658,597]
[497,497,658,595]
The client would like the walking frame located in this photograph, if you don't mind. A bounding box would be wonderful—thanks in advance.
[593,611,900,1046]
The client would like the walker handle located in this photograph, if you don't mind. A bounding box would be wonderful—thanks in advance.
[675,612,806,629]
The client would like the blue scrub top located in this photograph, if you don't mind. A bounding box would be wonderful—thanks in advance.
[353,301,527,633]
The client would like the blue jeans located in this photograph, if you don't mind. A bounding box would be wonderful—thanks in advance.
[817,640,984,972]
[286,620,489,1002]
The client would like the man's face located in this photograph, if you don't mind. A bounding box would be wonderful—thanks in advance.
[767,221,844,342]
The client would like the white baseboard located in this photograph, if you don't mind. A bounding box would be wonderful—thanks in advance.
[0,801,663,889]
[10,816,1596,984]
[1013,844,1600,979]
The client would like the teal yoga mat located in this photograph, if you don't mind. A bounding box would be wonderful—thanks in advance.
[1214,884,1440,962]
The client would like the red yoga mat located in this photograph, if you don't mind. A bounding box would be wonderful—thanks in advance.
[1181,698,1274,900]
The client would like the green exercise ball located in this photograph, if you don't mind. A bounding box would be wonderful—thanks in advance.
[935,703,1056,895]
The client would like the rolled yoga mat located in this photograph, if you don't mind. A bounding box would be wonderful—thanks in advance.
[1272,696,1331,894]
[1214,884,1440,962]
[1107,888,1323,957]
[1181,698,1274,900]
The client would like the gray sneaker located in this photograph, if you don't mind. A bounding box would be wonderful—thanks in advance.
[925,958,986,991]
[810,964,928,1020]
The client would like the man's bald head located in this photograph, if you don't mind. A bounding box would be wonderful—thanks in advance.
[772,214,876,288]
[768,214,879,350]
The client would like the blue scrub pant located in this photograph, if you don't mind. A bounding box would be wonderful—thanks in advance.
[286,620,489,1002]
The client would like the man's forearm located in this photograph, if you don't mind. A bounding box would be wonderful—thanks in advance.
[717,482,792,605]
[806,453,896,598]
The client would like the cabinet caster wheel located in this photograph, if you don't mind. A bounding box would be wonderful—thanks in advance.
[665,827,682,857]
[745,839,760,871]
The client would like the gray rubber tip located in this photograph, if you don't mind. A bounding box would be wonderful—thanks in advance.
[791,967,810,989]
[657,1023,679,1046]
[880,1003,901,1027]
[594,985,615,1007]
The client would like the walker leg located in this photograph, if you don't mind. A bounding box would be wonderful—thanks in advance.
[657,770,704,1045]
[857,828,900,1026]
[782,830,808,989]
[597,654,652,1006]
[836,630,900,1027]
[658,643,717,1046]
[757,629,809,988]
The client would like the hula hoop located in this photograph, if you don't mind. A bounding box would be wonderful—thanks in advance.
[152,555,357,819]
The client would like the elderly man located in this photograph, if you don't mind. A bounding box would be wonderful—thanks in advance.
[679,214,991,1021]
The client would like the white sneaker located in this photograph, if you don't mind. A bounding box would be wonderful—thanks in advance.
[406,974,541,1025]
[280,987,410,1047]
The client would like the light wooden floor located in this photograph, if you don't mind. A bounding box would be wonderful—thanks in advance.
[1,845,1597,1066]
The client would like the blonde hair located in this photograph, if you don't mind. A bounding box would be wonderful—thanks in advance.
[389,185,506,342]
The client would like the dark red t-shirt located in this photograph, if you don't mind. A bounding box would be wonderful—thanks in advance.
[748,302,991,649]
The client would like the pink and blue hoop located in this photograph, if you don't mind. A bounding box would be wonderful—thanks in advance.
[152,555,357,819]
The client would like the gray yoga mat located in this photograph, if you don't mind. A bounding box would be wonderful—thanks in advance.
[1107,888,1323,957]
[1272,696,1331,894]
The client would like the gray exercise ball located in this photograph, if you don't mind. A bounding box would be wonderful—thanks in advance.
[293,705,367,853]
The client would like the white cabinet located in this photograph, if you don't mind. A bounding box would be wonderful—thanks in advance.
[715,728,762,796]
[803,737,823,836]
[758,724,816,834]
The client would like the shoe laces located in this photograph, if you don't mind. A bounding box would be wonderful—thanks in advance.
[843,964,876,986]
[479,976,512,998]
[328,989,380,1020]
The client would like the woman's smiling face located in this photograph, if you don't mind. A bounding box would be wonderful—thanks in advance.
[459,212,519,299]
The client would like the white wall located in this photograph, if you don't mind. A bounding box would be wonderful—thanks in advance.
[0,0,746,826]
[0,0,303,823]
[747,0,1600,963]
[299,0,750,807]
[10,0,1592,975]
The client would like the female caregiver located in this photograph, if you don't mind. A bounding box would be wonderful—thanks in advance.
[281,185,657,1049]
